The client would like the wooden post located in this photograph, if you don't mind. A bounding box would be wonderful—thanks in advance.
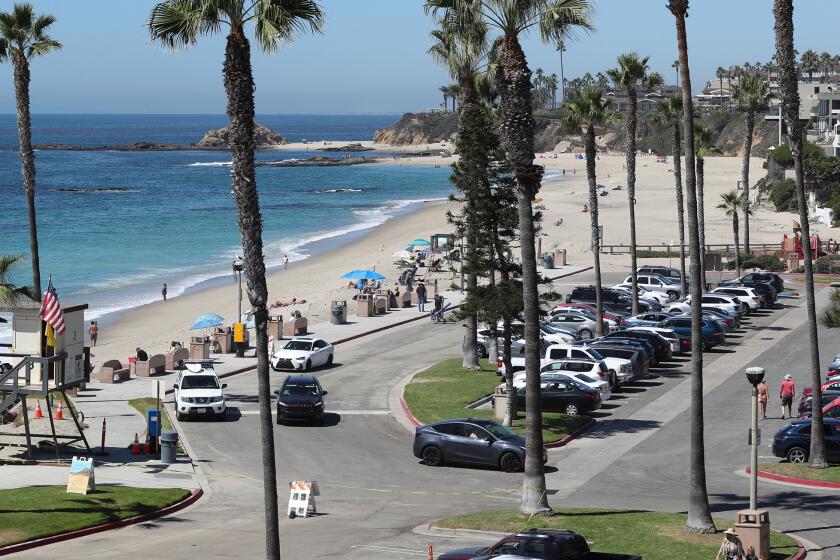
[62,390,91,453]
[44,394,60,461]
[19,395,33,460]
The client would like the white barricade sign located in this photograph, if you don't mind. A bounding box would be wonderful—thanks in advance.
[287,480,318,518]
[66,456,95,495]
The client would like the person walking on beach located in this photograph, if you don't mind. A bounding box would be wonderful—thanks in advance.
[161,284,168,302]
[416,281,427,312]
[88,321,98,347]
[757,379,768,420]
[780,374,795,420]
[283,255,288,270]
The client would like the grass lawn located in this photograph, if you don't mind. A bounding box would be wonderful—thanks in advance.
[436,509,800,560]
[128,397,174,433]
[0,485,190,547]
[759,462,840,483]
[403,359,591,442]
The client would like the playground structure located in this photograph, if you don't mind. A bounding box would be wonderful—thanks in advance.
[0,302,91,461]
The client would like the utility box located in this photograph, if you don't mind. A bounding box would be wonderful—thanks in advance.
[555,250,567,266]
[189,338,210,360]
[356,294,374,317]
[736,509,770,560]
[493,386,507,420]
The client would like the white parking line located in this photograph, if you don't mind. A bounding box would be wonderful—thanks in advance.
[350,545,429,556]
[237,409,391,416]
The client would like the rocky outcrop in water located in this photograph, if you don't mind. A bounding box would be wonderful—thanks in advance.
[257,156,377,167]
[373,112,459,145]
[196,123,286,149]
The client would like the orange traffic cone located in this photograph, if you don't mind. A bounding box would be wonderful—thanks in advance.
[34,400,43,419]
[143,434,151,455]
[131,433,141,455]
[55,401,64,421]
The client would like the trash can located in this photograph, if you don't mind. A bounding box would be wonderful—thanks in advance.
[543,253,555,269]
[555,249,567,266]
[331,300,347,325]
[160,430,179,464]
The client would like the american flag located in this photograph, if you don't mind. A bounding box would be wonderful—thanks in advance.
[40,279,65,336]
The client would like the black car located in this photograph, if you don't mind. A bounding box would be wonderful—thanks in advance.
[604,330,672,362]
[587,344,649,380]
[413,418,546,472]
[592,336,657,366]
[438,528,641,560]
[721,272,784,294]
[510,374,602,416]
[275,374,327,424]
[798,391,840,417]
[771,418,840,463]
[566,286,649,313]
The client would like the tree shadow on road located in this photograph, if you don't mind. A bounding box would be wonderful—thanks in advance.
[579,419,662,439]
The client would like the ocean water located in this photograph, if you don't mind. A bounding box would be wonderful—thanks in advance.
[0,114,452,337]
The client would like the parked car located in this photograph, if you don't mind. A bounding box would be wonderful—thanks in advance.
[587,343,649,380]
[275,374,327,425]
[550,308,619,332]
[730,280,777,306]
[627,326,682,354]
[437,528,641,560]
[548,313,600,340]
[623,312,674,328]
[544,344,632,388]
[566,286,651,313]
[553,302,625,325]
[803,379,840,398]
[413,418,546,472]
[712,286,762,313]
[637,265,685,286]
[270,337,334,371]
[658,316,725,350]
[603,329,672,362]
[591,337,656,367]
[174,360,227,421]
[670,294,741,317]
[611,284,670,306]
[504,376,602,416]
[720,271,784,294]
[798,397,840,420]
[622,274,681,301]
[539,322,579,344]
[771,418,840,463]
[523,361,612,400]
[798,391,840,417]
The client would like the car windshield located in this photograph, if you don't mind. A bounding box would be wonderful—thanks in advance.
[281,382,320,397]
[284,341,313,351]
[180,375,220,390]
[481,423,518,440]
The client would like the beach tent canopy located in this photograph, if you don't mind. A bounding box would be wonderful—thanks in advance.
[190,313,225,330]
[392,250,413,259]
[340,269,385,280]
[407,238,431,250]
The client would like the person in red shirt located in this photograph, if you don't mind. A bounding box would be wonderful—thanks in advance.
[780,374,796,419]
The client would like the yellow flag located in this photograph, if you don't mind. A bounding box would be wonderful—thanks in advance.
[46,323,56,347]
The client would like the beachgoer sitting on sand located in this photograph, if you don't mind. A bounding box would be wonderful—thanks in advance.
[582,204,589,213]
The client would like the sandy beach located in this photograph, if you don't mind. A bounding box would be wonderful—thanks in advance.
[93,150,832,364]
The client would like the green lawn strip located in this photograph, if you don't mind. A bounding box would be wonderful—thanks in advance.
[759,462,840,483]
[128,397,174,434]
[403,359,590,442]
[0,485,190,547]
[435,509,799,560]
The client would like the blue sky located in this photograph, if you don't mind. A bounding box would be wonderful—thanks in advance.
[0,0,830,114]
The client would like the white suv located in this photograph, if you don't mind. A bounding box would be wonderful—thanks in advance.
[544,344,632,388]
[623,274,681,301]
[712,286,761,313]
[174,361,227,421]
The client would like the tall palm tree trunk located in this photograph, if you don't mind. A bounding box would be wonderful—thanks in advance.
[670,0,716,533]
[626,89,640,314]
[696,156,707,289]
[223,27,281,557]
[673,122,687,297]
[774,0,826,468]
[12,53,41,302]
[497,35,550,516]
[586,127,604,337]
[741,110,755,254]
[459,80,480,371]
[733,214,741,276]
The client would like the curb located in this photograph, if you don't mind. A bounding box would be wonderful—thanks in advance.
[747,466,840,490]
[544,418,596,449]
[0,486,203,556]
[399,394,423,428]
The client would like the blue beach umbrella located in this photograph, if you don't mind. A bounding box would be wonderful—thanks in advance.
[190,313,225,330]
[340,269,386,280]
[407,239,431,250]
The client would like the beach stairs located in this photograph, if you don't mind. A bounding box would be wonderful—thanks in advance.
[0,363,20,420]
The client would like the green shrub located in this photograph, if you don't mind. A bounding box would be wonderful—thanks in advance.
[725,253,785,272]
[814,255,840,274]
[828,194,840,227]
[770,142,824,168]
[770,179,796,211]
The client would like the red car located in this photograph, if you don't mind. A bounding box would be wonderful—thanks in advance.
[553,303,624,326]
[798,397,840,420]
[802,379,840,398]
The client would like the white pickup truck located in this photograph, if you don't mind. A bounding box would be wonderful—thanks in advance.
[497,343,633,390]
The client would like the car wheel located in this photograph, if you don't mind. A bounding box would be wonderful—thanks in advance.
[667,291,679,301]
[422,445,443,466]
[609,371,619,392]
[327,353,334,366]
[476,344,488,359]
[176,412,183,422]
[579,329,592,340]
[564,403,579,415]
[786,446,808,463]
[500,452,523,473]
[304,359,312,371]
[741,302,750,314]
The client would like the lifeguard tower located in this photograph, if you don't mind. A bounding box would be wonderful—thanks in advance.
[0,302,91,460]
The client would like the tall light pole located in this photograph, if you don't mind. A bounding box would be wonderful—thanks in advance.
[745,366,765,510]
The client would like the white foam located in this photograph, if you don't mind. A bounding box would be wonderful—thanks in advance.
[187,161,232,167]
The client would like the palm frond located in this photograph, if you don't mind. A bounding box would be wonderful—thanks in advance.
[148,0,216,50]
[254,0,324,53]
[539,0,594,43]
[0,254,34,307]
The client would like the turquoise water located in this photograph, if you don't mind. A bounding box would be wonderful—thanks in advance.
[0,114,452,333]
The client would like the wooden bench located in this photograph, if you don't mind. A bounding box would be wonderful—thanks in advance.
[135,354,166,377]
[98,360,130,384]
[165,347,190,371]
[283,317,308,337]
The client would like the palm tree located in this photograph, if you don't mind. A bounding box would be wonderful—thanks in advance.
[440,85,450,111]
[547,73,558,110]
[557,40,566,102]
[717,191,748,276]
[672,59,680,87]
[667,0,716,534]
[715,66,726,109]
[800,49,819,83]
[563,88,619,337]
[0,255,35,306]
[693,122,713,289]
[427,0,593,517]
[732,74,770,255]
[774,0,826,469]
[607,53,663,315]
[819,51,833,83]
[0,4,61,303]
[148,2,325,557]
[654,95,687,296]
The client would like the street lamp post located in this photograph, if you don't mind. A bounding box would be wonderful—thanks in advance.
[233,257,244,358]
[745,366,765,510]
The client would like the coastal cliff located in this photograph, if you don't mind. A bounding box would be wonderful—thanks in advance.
[373,112,459,145]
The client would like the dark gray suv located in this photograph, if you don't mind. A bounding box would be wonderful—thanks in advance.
[412,418,546,472]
